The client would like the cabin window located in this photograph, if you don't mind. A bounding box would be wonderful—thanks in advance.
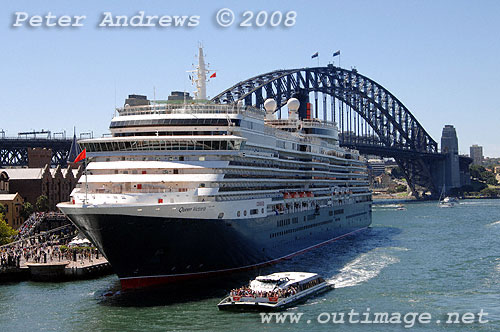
[237,211,241,217]
[244,210,247,216]
[173,169,179,174]
[218,213,224,219]
[250,209,258,215]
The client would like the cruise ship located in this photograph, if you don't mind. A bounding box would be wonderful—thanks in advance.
[57,50,372,290]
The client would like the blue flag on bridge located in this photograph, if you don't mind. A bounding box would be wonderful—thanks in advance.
[311,52,319,59]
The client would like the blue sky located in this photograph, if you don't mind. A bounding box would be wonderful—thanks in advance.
[1,0,499,156]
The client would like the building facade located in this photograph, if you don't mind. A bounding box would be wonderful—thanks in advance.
[2,165,83,211]
[0,171,8,194]
[470,145,483,166]
[0,193,24,229]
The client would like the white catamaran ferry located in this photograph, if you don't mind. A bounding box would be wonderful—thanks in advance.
[57,48,372,289]
[218,272,333,310]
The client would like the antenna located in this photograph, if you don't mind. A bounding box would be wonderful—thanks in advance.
[153,86,156,113]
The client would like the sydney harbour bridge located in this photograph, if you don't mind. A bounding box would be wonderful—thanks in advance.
[0,65,470,198]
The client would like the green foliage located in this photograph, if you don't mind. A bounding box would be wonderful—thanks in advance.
[0,203,6,217]
[36,195,49,212]
[486,177,498,185]
[0,217,17,245]
[480,187,499,197]
[20,202,34,220]
[395,184,407,192]
[59,245,93,253]
[469,165,484,179]
[390,167,405,179]
[470,165,498,185]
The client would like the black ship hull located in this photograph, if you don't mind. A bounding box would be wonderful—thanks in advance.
[65,201,371,289]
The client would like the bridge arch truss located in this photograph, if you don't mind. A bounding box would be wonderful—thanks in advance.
[212,66,441,197]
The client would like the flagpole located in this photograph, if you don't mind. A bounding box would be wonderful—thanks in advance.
[84,156,88,205]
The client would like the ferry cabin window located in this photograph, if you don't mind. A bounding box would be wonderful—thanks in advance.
[250,209,258,215]
[237,211,241,217]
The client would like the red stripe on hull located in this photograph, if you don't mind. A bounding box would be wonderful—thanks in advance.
[120,227,368,290]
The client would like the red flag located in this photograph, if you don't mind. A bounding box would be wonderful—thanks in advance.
[73,149,86,163]
[210,72,216,78]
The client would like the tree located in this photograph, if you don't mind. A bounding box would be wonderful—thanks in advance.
[470,165,498,185]
[0,203,6,217]
[0,217,17,245]
[20,202,35,220]
[390,167,405,179]
[395,184,407,192]
[470,165,485,179]
[480,187,498,198]
[36,195,49,212]
[486,177,499,186]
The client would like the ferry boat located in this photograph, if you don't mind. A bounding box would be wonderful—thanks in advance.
[57,48,372,290]
[218,272,332,311]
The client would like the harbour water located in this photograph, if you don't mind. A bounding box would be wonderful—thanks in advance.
[1,199,499,331]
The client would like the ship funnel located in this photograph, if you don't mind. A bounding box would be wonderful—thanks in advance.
[287,98,300,120]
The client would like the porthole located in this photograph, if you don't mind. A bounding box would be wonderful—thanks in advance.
[244,210,247,216]
[237,211,241,217]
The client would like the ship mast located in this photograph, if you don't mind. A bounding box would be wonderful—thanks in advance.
[189,45,211,100]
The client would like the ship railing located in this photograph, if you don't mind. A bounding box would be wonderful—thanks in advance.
[301,119,337,128]
[116,103,265,118]
[79,188,184,195]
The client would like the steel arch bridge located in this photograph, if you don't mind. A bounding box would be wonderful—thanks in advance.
[0,138,72,167]
[212,66,445,198]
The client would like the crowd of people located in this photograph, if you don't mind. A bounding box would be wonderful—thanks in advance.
[230,285,299,299]
[15,212,68,240]
[0,250,21,269]
[0,225,101,271]
[15,212,46,240]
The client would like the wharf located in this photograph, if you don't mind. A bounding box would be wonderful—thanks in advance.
[1,256,112,282]
[27,257,112,281]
